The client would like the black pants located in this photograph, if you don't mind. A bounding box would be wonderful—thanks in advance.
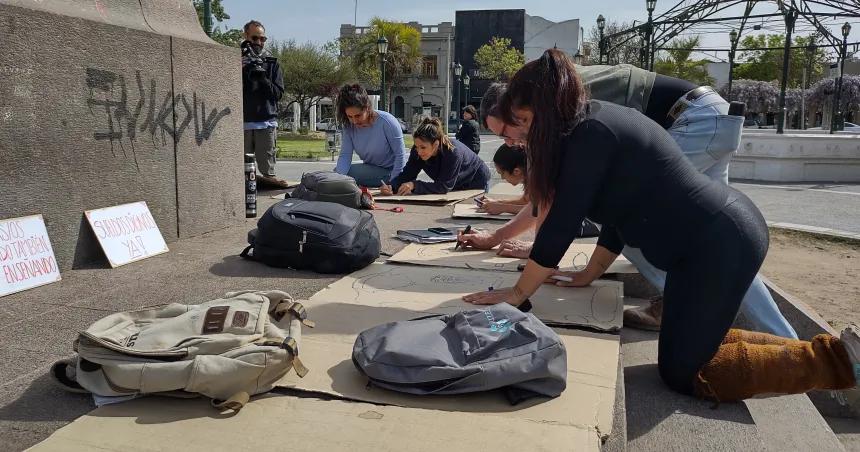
[658,190,769,395]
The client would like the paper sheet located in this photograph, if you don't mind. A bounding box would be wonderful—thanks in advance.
[371,189,485,204]
[309,262,623,331]
[274,298,619,437]
[452,202,518,220]
[388,242,638,275]
[30,394,600,452]
[487,182,524,198]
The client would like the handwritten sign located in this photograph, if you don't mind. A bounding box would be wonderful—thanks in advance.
[0,215,62,297]
[84,202,169,268]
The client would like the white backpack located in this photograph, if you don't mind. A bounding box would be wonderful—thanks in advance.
[51,291,313,411]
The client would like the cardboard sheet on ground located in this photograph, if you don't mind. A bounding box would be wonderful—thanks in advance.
[452,202,518,220]
[273,299,619,439]
[309,262,624,331]
[30,394,599,452]
[370,188,484,204]
[389,242,638,275]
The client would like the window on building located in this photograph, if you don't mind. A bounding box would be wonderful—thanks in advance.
[422,56,438,78]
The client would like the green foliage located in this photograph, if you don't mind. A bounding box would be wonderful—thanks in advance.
[340,18,422,101]
[473,37,525,81]
[654,36,714,86]
[271,40,353,121]
[193,0,242,47]
[734,34,828,89]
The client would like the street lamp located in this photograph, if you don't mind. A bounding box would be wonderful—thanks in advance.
[597,15,606,64]
[463,74,471,111]
[646,0,657,70]
[727,29,739,101]
[202,0,212,35]
[802,41,815,129]
[453,63,463,127]
[377,36,389,112]
[832,22,851,133]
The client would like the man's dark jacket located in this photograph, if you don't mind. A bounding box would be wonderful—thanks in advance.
[455,119,481,154]
[242,58,284,122]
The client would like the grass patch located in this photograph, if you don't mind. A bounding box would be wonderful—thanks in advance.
[404,135,414,149]
[276,138,331,160]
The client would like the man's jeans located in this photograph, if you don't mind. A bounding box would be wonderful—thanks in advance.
[346,163,392,187]
[622,91,798,339]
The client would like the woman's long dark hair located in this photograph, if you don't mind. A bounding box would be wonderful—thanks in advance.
[479,83,506,128]
[412,117,453,151]
[492,144,526,174]
[336,84,371,126]
[497,49,588,208]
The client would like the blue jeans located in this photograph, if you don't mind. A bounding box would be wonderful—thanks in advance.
[622,91,798,339]
[346,163,392,187]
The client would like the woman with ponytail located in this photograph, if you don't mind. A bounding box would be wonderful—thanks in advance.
[462,49,860,407]
[380,117,490,196]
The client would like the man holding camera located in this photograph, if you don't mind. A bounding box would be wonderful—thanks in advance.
[242,20,289,188]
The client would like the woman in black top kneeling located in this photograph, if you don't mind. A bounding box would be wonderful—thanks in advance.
[381,117,490,196]
[462,49,859,404]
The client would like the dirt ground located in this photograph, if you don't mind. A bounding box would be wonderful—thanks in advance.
[762,228,860,332]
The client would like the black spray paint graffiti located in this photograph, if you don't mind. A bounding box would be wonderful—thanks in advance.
[85,68,232,169]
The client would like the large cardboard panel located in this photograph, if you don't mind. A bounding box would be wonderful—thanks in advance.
[389,242,638,275]
[276,300,619,436]
[309,262,624,331]
[0,8,179,270]
[372,189,485,204]
[29,395,600,452]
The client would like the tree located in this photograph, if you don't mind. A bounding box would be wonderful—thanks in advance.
[718,79,780,113]
[586,20,641,66]
[653,36,714,86]
[271,40,353,128]
[473,37,525,81]
[808,75,860,116]
[340,18,422,107]
[193,0,242,47]
[734,34,828,89]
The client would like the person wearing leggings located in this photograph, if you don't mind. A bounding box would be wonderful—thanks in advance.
[463,49,859,404]
[472,68,798,339]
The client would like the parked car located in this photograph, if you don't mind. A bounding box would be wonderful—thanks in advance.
[315,118,338,131]
[743,119,763,129]
[843,122,860,132]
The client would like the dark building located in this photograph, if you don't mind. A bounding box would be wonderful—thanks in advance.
[455,9,526,112]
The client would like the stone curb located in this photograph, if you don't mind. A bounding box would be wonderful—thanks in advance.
[768,222,860,242]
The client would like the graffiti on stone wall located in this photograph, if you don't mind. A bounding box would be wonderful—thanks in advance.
[85,68,232,169]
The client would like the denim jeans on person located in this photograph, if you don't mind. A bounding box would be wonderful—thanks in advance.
[620,90,798,339]
[346,163,392,188]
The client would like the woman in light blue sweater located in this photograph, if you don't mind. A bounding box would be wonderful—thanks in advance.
[333,84,408,187]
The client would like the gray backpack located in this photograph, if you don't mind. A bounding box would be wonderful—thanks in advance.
[352,303,567,404]
[51,291,313,412]
[290,171,371,209]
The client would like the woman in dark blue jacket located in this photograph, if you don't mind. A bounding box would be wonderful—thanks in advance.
[381,117,490,196]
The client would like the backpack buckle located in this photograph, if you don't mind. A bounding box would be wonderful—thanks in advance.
[282,336,309,377]
[298,231,307,253]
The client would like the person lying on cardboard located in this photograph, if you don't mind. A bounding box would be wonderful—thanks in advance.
[476,144,529,215]
[379,117,490,196]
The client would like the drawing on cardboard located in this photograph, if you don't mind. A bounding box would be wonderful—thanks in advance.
[310,263,624,331]
[371,189,485,204]
[452,203,516,221]
[389,242,638,274]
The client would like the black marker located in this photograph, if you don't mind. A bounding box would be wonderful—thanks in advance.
[455,225,472,251]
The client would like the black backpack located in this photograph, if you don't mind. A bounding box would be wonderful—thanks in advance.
[290,171,372,209]
[241,199,381,273]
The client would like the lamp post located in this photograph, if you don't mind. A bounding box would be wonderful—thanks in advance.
[832,22,851,133]
[597,15,606,64]
[463,74,471,110]
[802,41,815,129]
[419,85,425,111]
[727,29,739,101]
[776,7,796,134]
[377,36,389,112]
[646,0,657,70]
[202,0,212,35]
[453,63,463,127]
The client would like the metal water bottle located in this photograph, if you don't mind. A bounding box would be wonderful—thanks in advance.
[244,154,257,218]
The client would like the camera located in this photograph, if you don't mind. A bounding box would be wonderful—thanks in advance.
[241,41,272,78]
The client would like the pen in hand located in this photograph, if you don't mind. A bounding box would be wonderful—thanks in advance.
[455,225,472,251]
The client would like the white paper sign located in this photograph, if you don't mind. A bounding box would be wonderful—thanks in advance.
[84,202,169,268]
[0,215,62,297]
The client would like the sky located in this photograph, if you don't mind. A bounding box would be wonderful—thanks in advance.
[219,1,859,62]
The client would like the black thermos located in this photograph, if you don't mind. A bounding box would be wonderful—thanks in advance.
[244,154,257,218]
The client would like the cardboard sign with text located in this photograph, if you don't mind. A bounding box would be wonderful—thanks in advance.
[0,215,61,297]
[84,202,168,268]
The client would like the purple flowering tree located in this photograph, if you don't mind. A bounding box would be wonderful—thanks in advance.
[719,79,780,113]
